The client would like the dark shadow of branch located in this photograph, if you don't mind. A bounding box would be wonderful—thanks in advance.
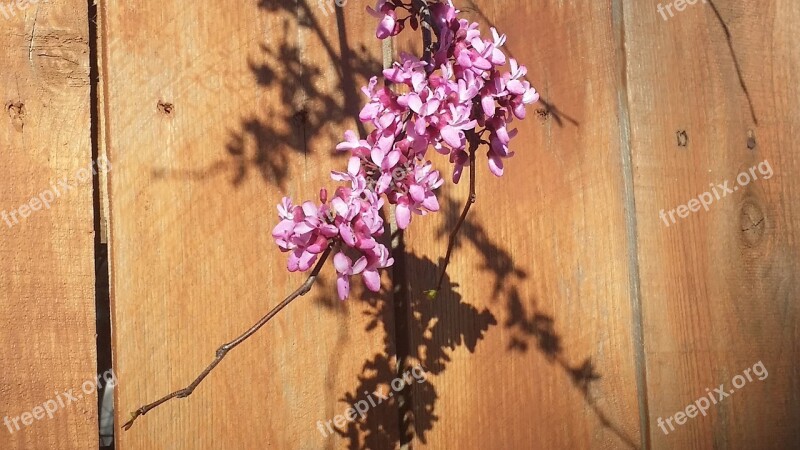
[433,194,639,449]
[706,0,758,125]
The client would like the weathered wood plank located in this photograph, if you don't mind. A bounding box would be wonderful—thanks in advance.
[624,0,800,447]
[103,1,399,448]
[398,1,644,448]
[0,0,97,448]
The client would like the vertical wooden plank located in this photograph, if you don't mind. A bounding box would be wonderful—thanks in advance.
[0,0,97,449]
[103,1,400,448]
[398,1,643,448]
[624,0,800,447]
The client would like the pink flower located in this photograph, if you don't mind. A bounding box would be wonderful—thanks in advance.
[389,160,444,229]
[367,1,399,39]
[361,245,394,291]
[334,252,367,300]
[274,1,540,300]
[271,199,336,272]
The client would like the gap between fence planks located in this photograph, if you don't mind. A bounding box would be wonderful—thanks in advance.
[0,0,97,449]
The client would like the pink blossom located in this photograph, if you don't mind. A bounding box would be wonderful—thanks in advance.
[367,1,400,39]
[274,0,540,299]
[334,252,367,300]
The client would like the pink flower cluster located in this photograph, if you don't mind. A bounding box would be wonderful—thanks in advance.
[273,0,539,300]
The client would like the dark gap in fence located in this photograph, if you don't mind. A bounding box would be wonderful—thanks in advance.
[88,0,114,447]
[378,31,417,448]
[389,228,415,447]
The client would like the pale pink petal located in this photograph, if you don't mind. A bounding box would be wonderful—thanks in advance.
[297,251,317,271]
[409,184,426,203]
[441,125,463,148]
[507,80,526,95]
[271,220,294,238]
[421,99,441,116]
[408,95,423,114]
[336,275,350,300]
[473,56,493,70]
[396,203,411,229]
[495,125,510,144]
[481,96,496,117]
[306,235,329,254]
[340,224,357,246]
[359,103,381,121]
[334,252,352,275]
[362,270,381,292]
[490,48,506,65]
[422,193,440,211]
[376,12,396,39]
[352,256,368,274]
[348,156,362,176]
[513,102,527,120]
[383,150,400,170]
[331,197,349,216]
[488,153,504,176]
[287,250,301,272]
[457,52,472,68]
[376,173,392,194]
[523,89,539,104]
[301,201,318,217]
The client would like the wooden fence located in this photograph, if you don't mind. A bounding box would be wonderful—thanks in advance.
[1,0,798,448]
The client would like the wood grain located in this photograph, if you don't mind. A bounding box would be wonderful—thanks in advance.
[102,0,800,449]
[102,1,400,448]
[398,1,645,448]
[0,0,97,448]
[624,0,800,448]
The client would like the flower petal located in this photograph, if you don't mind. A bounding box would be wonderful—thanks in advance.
[337,275,350,300]
[396,203,411,229]
[488,153,505,176]
[333,252,352,275]
[352,256,368,274]
[409,184,426,202]
[441,125,464,148]
[481,96,496,117]
[363,269,381,292]
[422,193,440,211]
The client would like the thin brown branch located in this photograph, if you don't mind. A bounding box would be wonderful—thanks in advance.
[122,245,333,431]
[413,0,437,68]
[434,131,478,292]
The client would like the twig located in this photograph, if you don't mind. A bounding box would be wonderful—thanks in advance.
[434,130,478,292]
[413,0,437,67]
[122,245,333,431]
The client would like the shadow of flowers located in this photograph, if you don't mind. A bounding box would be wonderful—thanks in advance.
[153,0,381,189]
[332,253,497,449]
